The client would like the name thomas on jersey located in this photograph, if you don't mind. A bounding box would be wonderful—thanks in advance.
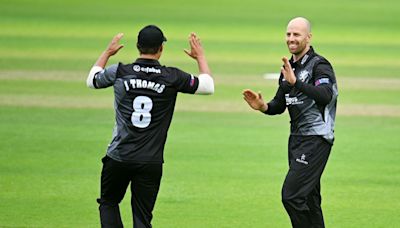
[123,78,166,94]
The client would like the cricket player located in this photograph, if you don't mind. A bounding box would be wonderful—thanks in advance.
[86,25,214,228]
[243,17,338,228]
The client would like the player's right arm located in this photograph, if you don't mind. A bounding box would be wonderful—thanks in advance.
[243,81,287,114]
[264,85,287,115]
[243,89,268,112]
[184,33,214,95]
[86,33,124,89]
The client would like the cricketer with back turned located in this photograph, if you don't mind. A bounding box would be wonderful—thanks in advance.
[86,25,214,228]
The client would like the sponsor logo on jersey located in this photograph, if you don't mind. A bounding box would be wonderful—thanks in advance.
[285,94,304,105]
[296,154,309,165]
[133,65,161,74]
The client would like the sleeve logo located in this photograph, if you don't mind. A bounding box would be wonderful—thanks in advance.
[315,78,330,86]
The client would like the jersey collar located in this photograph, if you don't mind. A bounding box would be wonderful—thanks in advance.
[134,58,161,66]
[289,46,316,67]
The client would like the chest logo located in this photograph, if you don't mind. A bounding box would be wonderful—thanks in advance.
[298,70,309,82]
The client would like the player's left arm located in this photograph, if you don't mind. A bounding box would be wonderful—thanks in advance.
[86,33,124,89]
[281,57,334,105]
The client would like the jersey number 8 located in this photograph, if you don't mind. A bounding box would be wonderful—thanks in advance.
[131,96,153,128]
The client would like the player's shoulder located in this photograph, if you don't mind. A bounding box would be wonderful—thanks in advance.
[115,62,134,76]
[310,53,334,76]
[162,66,185,74]
[105,63,120,70]
[312,54,336,81]
[312,52,332,66]
[117,61,134,70]
[161,66,192,78]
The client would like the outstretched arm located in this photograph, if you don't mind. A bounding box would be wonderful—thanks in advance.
[184,33,214,94]
[242,89,268,112]
[243,84,287,115]
[86,33,124,89]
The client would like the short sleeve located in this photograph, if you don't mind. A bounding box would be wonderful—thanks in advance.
[173,69,199,94]
[94,64,118,88]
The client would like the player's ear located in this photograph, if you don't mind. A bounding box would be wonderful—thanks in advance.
[307,33,312,43]
[137,43,143,55]
[159,45,163,53]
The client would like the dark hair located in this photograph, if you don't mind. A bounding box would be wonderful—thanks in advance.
[137,44,161,55]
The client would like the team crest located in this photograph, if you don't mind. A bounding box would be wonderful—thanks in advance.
[298,70,309,82]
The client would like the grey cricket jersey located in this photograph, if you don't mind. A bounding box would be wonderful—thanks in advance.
[265,47,338,144]
[92,58,199,163]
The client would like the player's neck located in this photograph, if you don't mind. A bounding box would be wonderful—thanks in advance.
[139,54,160,60]
[293,46,310,63]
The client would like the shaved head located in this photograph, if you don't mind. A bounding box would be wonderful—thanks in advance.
[288,17,311,33]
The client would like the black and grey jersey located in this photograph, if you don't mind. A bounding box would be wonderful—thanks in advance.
[93,58,199,163]
[265,47,338,144]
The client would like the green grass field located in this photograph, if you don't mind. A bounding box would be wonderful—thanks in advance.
[1,0,400,227]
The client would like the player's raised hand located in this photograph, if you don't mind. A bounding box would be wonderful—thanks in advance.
[94,33,124,68]
[184,33,204,59]
[281,56,296,85]
[105,33,124,56]
[242,89,268,112]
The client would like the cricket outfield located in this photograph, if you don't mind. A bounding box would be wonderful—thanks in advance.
[0,0,399,227]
